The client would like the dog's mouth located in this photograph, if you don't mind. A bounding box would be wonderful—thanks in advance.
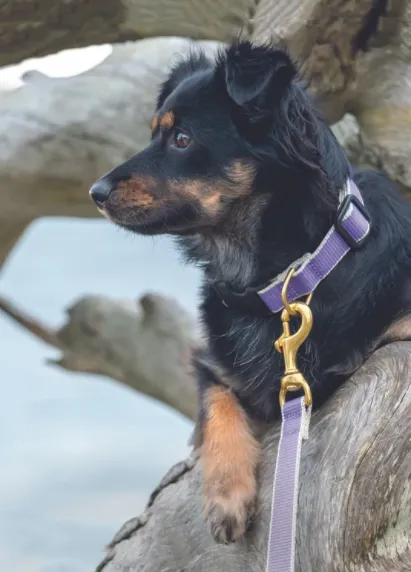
[90,175,161,233]
[90,177,206,236]
[102,203,155,233]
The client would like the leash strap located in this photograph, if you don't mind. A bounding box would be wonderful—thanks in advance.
[266,397,311,572]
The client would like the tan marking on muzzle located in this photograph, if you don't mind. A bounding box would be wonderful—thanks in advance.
[203,191,222,209]
[224,160,255,196]
[176,179,203,197]
[160,110,175,130]
[117,178,154,207]
[169,163,255,217]
[170,179,222,213]
[202,190,222,213]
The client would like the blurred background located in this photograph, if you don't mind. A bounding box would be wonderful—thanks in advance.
[1,1,410,571]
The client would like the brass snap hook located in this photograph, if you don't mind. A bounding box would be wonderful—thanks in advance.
[275,268,314,408]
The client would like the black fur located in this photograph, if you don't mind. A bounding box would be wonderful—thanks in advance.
[90,40,411,423]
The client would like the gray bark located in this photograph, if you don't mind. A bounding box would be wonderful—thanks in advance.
[96,342,411,572]
[0,0,250,67]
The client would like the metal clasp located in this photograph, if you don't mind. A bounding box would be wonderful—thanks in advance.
[274,269,313,408]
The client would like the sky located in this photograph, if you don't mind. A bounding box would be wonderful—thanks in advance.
[0,44,112,90]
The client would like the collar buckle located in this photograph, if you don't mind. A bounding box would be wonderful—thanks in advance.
[335,194,371,250]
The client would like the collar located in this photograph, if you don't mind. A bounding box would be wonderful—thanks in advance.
[214,179,371,315]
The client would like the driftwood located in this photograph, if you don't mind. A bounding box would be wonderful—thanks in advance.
[0,292,198,420]
[1,1,411,266]
[96,342,411,572]
[1,292,410,570]
[0,0,250,67]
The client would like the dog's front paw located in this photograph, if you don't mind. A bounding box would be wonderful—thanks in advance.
[200,386,260,543]
[204,479,257,543]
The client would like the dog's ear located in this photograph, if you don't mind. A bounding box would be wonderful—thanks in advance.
[219,41,296,112]
[157,50,212,110]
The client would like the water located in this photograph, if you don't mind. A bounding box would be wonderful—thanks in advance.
[0,217,201,572]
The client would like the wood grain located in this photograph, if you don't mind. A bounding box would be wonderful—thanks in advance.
[97,343,411,571]
[0,0,251,67]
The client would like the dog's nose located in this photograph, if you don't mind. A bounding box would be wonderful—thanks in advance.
[89,179,112,207]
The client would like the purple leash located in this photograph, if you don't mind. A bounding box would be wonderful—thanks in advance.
[261,178,371,571]
[265,397,311,572]
[265,297,313,572]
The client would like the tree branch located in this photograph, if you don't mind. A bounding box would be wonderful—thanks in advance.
[250,0,407,122]
[95,342,411,572]
[0,296,60,347]
[0,0,250,67]
[0,292,198,420]
[352,45,411,195]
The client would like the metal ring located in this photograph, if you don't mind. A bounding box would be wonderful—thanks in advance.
[282,268,313,315]
[279,378,313,408]
[282,268,297,315]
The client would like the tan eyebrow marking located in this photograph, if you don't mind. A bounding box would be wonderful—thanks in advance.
[150,115,159,133]
[160,110,175,130]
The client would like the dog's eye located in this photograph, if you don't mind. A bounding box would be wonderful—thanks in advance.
[174,131,191,149]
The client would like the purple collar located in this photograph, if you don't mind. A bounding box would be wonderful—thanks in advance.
[214,179,371,314]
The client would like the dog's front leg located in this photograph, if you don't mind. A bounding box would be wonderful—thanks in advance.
[193,359,260,543]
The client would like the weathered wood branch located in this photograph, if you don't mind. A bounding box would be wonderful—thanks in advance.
[3,0,410,127]
[352,45,411,192]
[0,292,198,420]
[250,0,407,120]
[251,0,411,194]
[95,342,411,572]
[0,0,250,67]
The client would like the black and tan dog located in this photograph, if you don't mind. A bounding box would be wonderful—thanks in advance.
[89,41,411,543]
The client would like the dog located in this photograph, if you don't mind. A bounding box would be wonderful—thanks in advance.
[89,40,411,544]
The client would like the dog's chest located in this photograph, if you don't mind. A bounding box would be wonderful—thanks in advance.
[202,292,362,419]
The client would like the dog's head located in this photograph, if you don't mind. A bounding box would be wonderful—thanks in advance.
[90,41,340,237]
